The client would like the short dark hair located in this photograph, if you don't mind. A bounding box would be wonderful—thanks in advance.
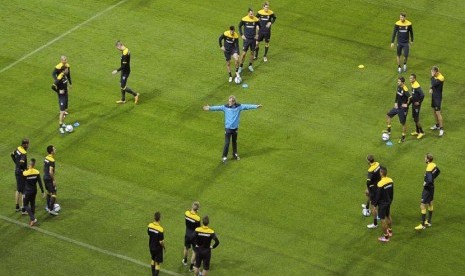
[229,25,235,31]
[380,166,387,176]
[22,138,29,145]
[410,73,416,79]
[400,12,406,17]
[202,215,210,226]
[366,155,375,163]
[154,211,161,222]
[115,40,123,47]
[248,8,254,13]
[30,158,36,165]
[398,76,405,83]
[432,66,439,72]
[264,1,270,7]
[426,153,434,162]
[47,145,54,154]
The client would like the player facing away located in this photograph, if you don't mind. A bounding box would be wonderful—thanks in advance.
[182,202,201,272]
[112,41,139,104]
[363,155,381,229]
[219,26,241,83]
[52,55,72,115]
[409,73,425,139]
[254,1,277,62]
[148,211,165,276]
[11,138,29,213]
[43,145,59,216]
[23,158,45,227]
[238,8,259,73]
[51,67,70,134]
[391,12,413,73]
[193,216,220,276]
[373,166,394,242]
[203,95,262,163]
[384,76,411,143]
[429,66,445,137]
[415,153,440,230]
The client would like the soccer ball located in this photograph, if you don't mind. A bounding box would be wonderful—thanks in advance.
[362,208,371,217]
[382,133,390,141]
[53,203,61,212]
[65,125,74,133]
[234,76,242,84]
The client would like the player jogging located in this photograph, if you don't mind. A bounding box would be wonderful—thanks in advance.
[238,8,259,73]
[219,26,240,82]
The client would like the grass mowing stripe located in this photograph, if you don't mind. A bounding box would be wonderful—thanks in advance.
[0,0,128,74]
[0,215,182,276]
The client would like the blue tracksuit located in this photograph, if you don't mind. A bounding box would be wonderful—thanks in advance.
[209,103,259,129]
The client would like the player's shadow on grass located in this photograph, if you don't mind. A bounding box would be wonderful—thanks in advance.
[240,146,290,159]
[133,87,162,105]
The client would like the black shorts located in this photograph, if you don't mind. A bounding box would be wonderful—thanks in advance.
[150,248,163,263]
[184,234,195,249]
[224,49,239,61]
[368,186,377,203]
[242,38,256,52]
[58,94,68,112]
[120,74,130,89]
[396,43,410,57]
[257,32,271,43]
[23,191,37,208]
[377,204,391,219]
[15,173,25,193]
[411,105,421,122]
[44,178,56,194]
[421,187,434,204]
[431,97,442,111]
[387,107,408,125]
[195,247,212,270]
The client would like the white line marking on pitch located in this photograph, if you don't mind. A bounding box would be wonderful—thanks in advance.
[0,0,127,74]
[0,215,182,276]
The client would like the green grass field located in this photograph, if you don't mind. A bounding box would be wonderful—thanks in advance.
[1,0,465,275]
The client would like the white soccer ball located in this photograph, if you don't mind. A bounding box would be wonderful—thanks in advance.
[382,133,390,141]
[234,76,242,84]
[362,208,371,217]
[53,203,61,212]
[65,125,74,133]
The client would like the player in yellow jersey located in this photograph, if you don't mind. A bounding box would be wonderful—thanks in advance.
[254,2,277,62]
[415,154,440,230]
[112,41,139,104]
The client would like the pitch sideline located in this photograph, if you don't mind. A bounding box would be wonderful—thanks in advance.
[0,215,182,276]
[0,0,128,74]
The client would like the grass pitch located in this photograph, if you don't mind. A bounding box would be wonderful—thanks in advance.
[1,0,465,275]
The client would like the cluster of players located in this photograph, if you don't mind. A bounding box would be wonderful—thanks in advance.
[218,1,276,83]
[362,153,441,242]
[385,12,445,143]
[50,40,140,134]
[148,202,220,276]
[10,139,59,227]
[361,12,446,243]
